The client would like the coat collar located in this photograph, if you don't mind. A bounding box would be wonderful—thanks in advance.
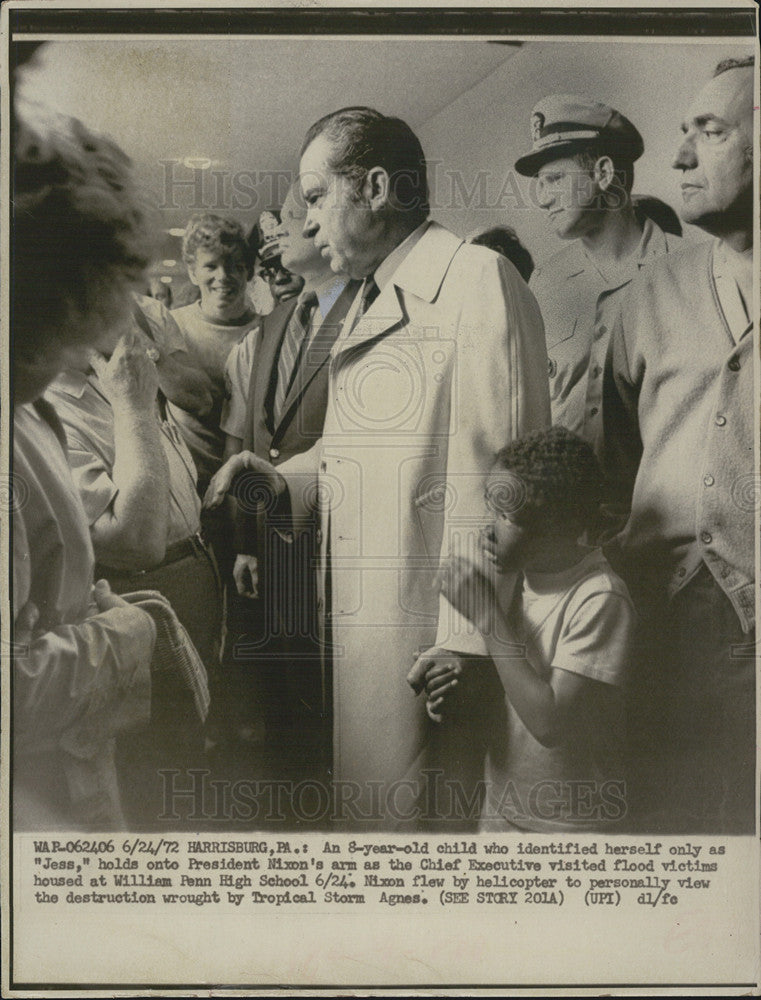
[379,220,462,303]
[334,221,463,355]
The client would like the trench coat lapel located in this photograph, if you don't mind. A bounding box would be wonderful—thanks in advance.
[331,222,464,356]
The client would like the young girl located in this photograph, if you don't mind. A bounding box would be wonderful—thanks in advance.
[425,427,635,832]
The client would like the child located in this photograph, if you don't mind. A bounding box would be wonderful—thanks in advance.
[424,426,635,832]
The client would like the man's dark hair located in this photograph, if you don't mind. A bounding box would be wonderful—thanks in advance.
[714,55,754,77]
[470,225,534,282]
[488,426,604,532]
[301,106,430,221]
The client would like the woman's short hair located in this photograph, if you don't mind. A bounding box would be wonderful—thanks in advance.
[12,100,152,363]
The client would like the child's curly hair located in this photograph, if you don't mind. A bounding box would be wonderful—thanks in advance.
[13,99,153,361]
[488,426,603,530]
[181,213,257,275]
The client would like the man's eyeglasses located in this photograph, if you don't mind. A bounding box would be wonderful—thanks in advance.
[258,258,292,281]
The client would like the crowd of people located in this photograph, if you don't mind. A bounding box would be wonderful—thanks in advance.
[11,53,755,835]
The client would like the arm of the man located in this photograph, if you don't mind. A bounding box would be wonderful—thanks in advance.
[220,325,260,448]
[204,441,322,571]
[84,334,171,570]
[219,329,260,555]
[433,251,551,656]
[224,433,243,461]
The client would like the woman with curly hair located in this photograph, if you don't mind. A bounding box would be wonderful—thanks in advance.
[11,98,158,829]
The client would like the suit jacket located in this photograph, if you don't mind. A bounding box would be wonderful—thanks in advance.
[233,280,359,555]
[278,221,551,822]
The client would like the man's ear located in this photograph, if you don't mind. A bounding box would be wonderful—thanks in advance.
[187,263,200,288]
[593,155,615,192]
[362,166,391,211]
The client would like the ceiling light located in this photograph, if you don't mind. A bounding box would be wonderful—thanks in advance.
[182,156,212,170]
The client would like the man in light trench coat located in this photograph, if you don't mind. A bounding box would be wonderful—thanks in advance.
[207,107,550,828]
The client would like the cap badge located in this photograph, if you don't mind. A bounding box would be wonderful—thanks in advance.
[531,112,545,142]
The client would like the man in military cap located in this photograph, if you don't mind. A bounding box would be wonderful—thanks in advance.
[255,209,305,307]
[516,94,681,458]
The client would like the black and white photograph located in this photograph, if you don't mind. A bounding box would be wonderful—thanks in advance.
[2,2,759,993]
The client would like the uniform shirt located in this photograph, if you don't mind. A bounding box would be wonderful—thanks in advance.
[167,302,260,486]
[604,239,754,631]
[530,218,680,455]
[482,549,634,833]
[13,401,155,826]
[221,276,347,440]
[45,371,202,549]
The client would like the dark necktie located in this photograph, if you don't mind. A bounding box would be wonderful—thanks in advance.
[351,274,380,331]
[273,290,317,422]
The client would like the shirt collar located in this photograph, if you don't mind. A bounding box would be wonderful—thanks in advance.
[312,274,348,318]
[558,216,672,282]
[373,221,430,293]
[712,238,753,341]
[712,237,753,277]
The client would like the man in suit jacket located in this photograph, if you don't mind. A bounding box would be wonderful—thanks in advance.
[208,109,550,827]
[219,181,358,752]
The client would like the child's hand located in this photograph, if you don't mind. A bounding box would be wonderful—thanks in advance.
[424,659,461,722]
[438,550,497,632]
[480,524,498,566]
